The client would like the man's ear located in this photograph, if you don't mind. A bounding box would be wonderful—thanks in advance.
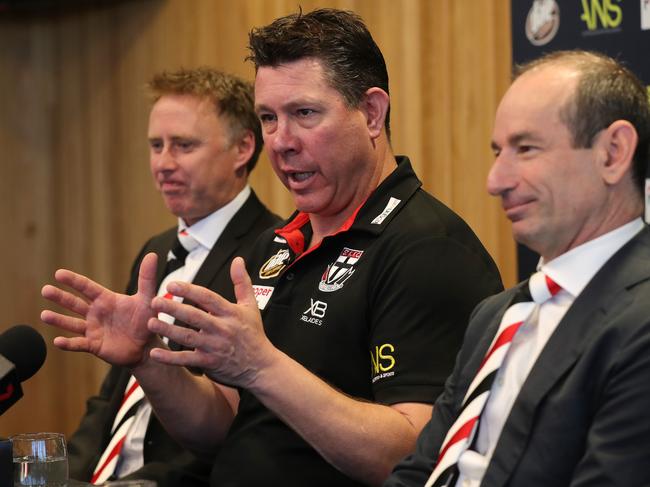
[361,87,390,140]
[233,130,255,174]
[595,120,638,186]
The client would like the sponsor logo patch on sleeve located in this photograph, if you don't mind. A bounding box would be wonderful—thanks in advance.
[370,343,396,383]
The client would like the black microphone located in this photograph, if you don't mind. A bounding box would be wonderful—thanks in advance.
[0,325,47,416]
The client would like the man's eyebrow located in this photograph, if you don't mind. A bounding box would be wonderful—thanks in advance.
[509,131,542,145]
[255,97,322,113]
[254,103,271,114]
[491,131,544,152]
[169,135,197,141]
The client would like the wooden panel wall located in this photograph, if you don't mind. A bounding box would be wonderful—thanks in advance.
[0,0,514,436]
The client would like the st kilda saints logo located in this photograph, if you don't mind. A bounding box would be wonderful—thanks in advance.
[318,247,364,292]
[259,249,290,279]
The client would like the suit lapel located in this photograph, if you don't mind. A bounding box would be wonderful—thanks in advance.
[486,226,650,484]
[455,288,523,405]
[192,191,265,288]
[192,230,237,288]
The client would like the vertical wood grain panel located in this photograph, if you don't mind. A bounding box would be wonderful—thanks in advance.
[0,0,514,436]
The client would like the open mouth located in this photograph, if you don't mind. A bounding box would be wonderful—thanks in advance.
[288,171,316,183]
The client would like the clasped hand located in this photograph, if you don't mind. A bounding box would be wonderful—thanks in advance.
[41,253,274,387]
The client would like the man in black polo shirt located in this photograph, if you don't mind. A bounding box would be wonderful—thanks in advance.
[42,8,502,487]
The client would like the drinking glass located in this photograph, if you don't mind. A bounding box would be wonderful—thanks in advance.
[11,432,68,486]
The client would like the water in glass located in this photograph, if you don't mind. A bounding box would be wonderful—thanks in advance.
[13,454,68,486]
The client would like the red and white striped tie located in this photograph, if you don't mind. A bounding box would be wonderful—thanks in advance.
[424,272,561,487]
[90,229,200,484]
[90,376,145,484]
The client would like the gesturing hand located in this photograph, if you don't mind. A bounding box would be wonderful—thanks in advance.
[147,256,278,388]
[41,252,160,367]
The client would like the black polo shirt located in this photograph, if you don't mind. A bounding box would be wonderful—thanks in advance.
[210,157,503,487]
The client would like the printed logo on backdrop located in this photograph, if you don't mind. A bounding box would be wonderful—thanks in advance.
[259,249,290,279]
[580,0,622,35]
[370,343,396,383]
[642,0,650,30]
[525,0,560,46]
[318,247,364,292]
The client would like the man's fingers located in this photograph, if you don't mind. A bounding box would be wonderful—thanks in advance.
[148,316,203,349]
[53,269,105,302]
[137,253,159,300]
[150,298,216,334]
[52,335,91,353]
[163,281,232,317]
[230,257,257,308]
[149,347,204,368]
[41,310,88,335]
[41,285,90,317]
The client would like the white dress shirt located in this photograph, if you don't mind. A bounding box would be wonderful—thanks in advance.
[115,185,251,478]
[455,218,645,487]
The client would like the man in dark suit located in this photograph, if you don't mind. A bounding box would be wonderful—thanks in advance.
[65,67,279,486]
[385,50,650,486]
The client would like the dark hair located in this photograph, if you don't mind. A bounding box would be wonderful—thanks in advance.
[148,67,263,173]
[516,50,650,196]
[247,8,391,138]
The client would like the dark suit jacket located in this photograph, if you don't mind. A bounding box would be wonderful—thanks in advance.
[386,225,650,487]
[67,190,280,487]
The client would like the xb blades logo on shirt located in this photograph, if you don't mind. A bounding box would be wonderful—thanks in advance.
[318,247,364,292]
[259,249,290,279]
[301,298,328,326]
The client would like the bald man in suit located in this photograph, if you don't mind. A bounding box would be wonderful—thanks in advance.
[385,50,650,487]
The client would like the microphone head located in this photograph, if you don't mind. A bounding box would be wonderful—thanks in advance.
[0,325,47,382]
